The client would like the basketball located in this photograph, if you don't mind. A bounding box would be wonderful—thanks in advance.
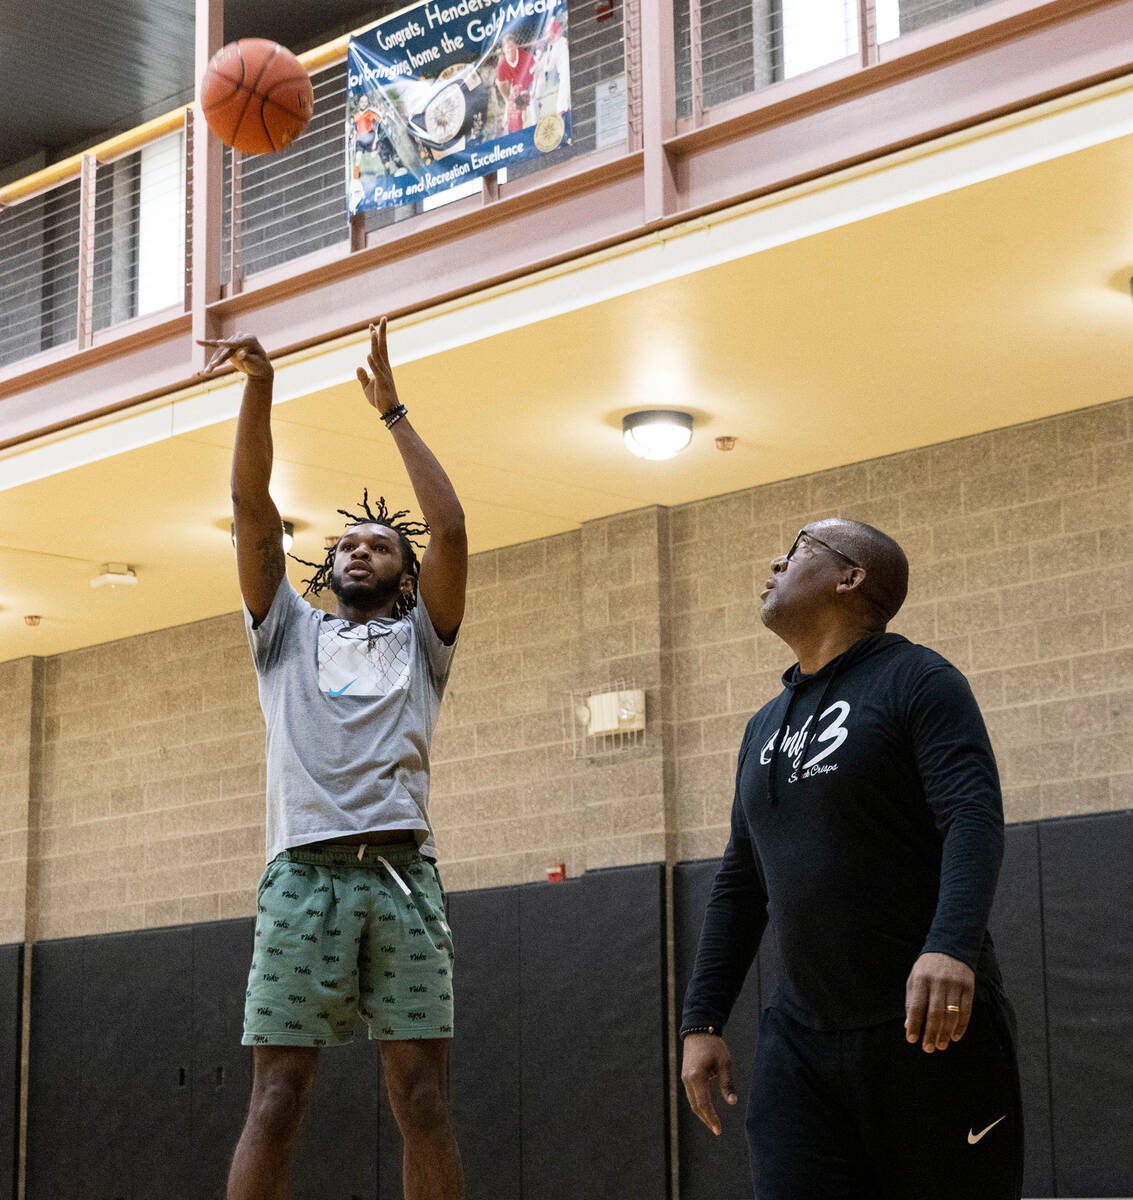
[200,39,314,155]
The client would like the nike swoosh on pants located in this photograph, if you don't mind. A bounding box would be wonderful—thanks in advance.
[967,1115,1006,1144]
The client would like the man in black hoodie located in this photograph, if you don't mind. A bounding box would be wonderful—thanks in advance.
[680,518,1022,1200]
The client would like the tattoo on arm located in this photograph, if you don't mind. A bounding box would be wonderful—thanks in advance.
[257,534,285,587]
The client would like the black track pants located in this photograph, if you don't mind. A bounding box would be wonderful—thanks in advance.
[747,997,1023,1200]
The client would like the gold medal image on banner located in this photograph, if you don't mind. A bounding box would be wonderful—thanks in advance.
[534,113,565,153]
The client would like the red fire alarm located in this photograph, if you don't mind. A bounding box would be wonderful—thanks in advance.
[546,862,566,882]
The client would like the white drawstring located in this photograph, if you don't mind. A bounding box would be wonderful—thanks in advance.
[353,843,413,896]
[377,854,412,897]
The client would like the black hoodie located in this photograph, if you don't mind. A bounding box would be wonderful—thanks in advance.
[682,633,1005,1032]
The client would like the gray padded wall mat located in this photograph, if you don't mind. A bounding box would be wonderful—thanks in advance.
[27,929,195,1200]
[673,858,761,1200]
[190,918,258,1195]
[0,944,21,1200]
[988,821,1053,1197]
[1041,810,1133,1199]
[379,864,668,1200]
[381,884,523,1200]
[28,920,380,1200]
[25,939,82,1200]
[25,812,1130,1198]
[519,863,668,1200]
[379,883,523,1200]
[446,885,522,1200]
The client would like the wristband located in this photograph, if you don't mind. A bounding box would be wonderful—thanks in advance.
[679,1023,721,1040]
[381,404,407,429]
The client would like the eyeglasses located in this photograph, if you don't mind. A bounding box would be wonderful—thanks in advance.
[784,529,862,568]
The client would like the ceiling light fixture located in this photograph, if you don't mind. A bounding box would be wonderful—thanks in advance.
[90,563,137,590]
[622,410,694,460]
[231,520,294,554]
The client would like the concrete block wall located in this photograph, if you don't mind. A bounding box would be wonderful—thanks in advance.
[30,614,264,940]
[0,658,37,944]
[1,395,1131,941]
[427,532,585,891]
[672,396,1133,857]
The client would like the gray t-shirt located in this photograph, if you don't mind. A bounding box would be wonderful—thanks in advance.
[245,577,457,862]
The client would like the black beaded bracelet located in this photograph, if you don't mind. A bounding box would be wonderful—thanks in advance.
[679,1023,721,1040]
[381,403,408,429]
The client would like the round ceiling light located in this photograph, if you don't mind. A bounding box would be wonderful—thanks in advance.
[231,520,294,553]
[621,410,694,460]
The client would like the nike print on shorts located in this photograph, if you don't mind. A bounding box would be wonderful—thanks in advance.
[243,841,454,1046]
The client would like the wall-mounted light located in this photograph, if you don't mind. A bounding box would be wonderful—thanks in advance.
[231,520,294,553]
[622,410,694,460]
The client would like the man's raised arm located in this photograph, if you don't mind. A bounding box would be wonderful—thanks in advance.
[356,317,467,642]
[200,333,284,625]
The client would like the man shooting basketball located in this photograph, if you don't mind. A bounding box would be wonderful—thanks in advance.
[681,519,1022,1199]
[200,318,467,1200]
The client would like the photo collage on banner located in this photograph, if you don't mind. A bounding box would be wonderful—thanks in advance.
[346,0,572,212]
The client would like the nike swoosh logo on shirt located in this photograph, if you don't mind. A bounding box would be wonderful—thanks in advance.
[968,1115,1006,1144]
[328,679,357,697]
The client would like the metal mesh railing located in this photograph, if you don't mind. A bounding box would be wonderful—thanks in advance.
[0,178,81,368]
[91,133,186,330]
[222,64,350,281]
[0,0,1013,367]
[676,0,997,117]
[676,0,859,117]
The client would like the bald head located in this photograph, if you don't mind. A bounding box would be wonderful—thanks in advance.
[805,517,909,629]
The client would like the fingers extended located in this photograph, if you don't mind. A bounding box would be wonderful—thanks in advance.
[681,1070,715,1133]
[920,982,945,1052]
[905,979,927,1045]
[196,337,253,374]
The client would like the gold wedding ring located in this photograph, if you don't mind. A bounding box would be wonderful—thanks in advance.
[946,1004,961,1013]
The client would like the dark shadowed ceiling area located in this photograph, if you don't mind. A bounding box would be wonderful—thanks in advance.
[0,0,389,173]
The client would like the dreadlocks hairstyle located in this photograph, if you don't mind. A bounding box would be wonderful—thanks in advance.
[290,489,429,620]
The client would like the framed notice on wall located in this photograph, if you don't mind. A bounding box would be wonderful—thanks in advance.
[594,73,626,149]
[346,0,573,212]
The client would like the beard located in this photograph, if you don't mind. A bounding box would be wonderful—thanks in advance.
[330,571,403,612]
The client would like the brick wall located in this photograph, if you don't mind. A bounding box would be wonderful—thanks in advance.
[0,658,37,944]
[672,396,1133,857]
[428,532,585,891]
[2,395,1131,941]
[30,615,265,940]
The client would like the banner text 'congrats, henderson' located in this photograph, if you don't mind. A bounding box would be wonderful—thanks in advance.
[367,0,558,56]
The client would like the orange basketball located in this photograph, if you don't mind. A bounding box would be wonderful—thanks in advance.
[200,39,314,155]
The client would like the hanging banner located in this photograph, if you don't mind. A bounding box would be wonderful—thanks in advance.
[346,0,572,213]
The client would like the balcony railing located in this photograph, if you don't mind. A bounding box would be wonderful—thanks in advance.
[0,0,1068,375]
[0,115,190,371]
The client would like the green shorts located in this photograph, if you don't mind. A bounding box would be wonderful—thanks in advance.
[242,842,454,1047]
